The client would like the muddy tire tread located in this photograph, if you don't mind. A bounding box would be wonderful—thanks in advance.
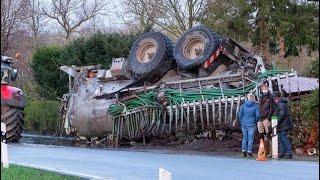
[1,107,24,142]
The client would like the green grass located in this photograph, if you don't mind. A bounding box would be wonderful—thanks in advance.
[1,164,82,180]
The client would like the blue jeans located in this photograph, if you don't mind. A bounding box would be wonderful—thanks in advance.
[279,131,292,155]
[241,126,255,153]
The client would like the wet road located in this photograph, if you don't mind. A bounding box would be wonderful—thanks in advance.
[8,143,319,180]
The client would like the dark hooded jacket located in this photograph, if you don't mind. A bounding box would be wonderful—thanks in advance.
[259,93,275,121]
[273,98,292,131]
[238,101,260,127]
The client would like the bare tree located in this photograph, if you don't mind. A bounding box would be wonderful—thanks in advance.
[123,0,206,37]
[26,0,46,49]
[156,0,206,37]
[1,0,30,54]
[28,0,42,38]
[42,0,109,40]
[122,0,159,32]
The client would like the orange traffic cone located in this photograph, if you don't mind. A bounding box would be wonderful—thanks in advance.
[256,139,267,161]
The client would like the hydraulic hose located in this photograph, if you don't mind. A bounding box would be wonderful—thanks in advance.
[108,70,291,117]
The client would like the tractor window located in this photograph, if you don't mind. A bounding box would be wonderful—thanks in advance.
[1,68,10,84]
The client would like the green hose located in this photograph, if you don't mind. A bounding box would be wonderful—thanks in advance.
[108,70,291,117]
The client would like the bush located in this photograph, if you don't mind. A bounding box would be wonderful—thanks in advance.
[290,59,319,148]
[302,59,319,123]
[31,32,139,100]
[302,89,319,123]
[59,32,137,67]
[290,89,319,148]
[30,46,67,99]
[21,82,62,135]
[290,101,310,147]
[24,98,61,135]
[307,59,319,78]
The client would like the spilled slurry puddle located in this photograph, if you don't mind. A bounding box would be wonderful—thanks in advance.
[20,133,77,146]
[20,133,117,148]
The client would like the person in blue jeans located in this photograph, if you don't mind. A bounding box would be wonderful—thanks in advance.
[273,91,293,159]
[238,94,260,157]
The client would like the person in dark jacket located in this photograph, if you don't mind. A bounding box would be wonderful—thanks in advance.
[273,91,293,159]
[238,94,260,157]
[258,85,274,137]
[258,84,275,156]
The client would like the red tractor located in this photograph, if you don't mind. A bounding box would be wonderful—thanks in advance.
[1,54,25,142]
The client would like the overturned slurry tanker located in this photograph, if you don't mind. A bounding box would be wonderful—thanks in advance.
[60,26,319,142]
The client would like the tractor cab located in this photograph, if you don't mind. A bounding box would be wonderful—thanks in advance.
[1,56,18,85]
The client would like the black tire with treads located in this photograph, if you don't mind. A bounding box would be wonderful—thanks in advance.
[174,26,222,70]
[129,31,174,82]
[1,107,24,142]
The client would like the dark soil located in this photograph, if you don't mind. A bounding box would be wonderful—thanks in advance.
[121,131,319,162]
[128,131,245,153]
[20,132,319,162]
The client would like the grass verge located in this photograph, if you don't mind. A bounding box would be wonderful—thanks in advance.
[1,164,82,180]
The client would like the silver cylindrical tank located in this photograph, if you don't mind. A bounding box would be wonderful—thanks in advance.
[66,79,115,137]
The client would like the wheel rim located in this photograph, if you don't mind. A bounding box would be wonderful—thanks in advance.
[183,35,205,60]
[136,38,157,63]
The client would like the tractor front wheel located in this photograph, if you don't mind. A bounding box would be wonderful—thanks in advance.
[1,106,24,142]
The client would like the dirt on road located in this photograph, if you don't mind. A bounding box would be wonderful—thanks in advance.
[20,132,319,162]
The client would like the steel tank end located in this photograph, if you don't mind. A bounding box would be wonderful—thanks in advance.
[73,98,114,137]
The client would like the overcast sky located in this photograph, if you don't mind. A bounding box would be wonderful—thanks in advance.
[105,0,126,30]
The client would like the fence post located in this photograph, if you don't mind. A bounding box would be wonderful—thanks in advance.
[1,122,9,168]
[159,168,171,180]
[271,116,278,159]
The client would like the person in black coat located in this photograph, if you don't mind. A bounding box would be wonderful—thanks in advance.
[258,84,275,156]
[273,91,293,159]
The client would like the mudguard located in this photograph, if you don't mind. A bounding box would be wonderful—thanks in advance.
[1,85,26,108]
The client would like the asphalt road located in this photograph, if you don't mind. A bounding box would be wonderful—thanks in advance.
[7,143,319,180]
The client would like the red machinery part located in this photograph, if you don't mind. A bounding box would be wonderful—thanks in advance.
[1,85,23,100]
[1,85,25,108]
[202,45,223,69]
[1,85,16,100]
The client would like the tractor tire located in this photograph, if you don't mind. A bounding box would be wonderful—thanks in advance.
[1,106,24,142]
[174,26,222,70]
[129,31,174,82]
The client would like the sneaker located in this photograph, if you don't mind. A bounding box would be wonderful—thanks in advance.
[278,154,285,158]
[247,153,253,158]
[284,154,293,159]
[242,152,247,157]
